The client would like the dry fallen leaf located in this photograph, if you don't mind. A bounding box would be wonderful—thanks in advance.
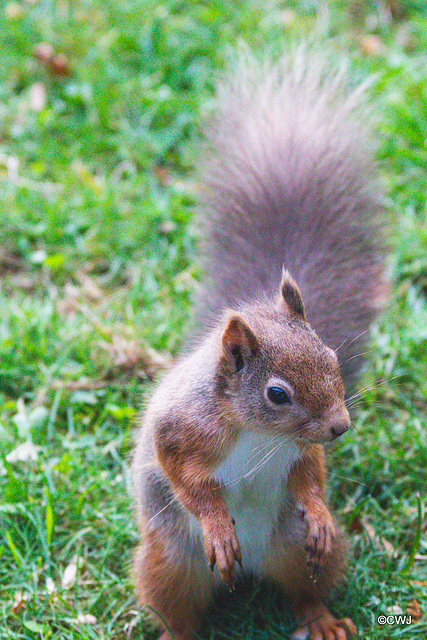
[34,42,54,64]
[279,9,296,27]
[124,610,143,638]
[62,556,78,589]
[158,220,177,235]
[384,0,406,20]
[56,283,81,317]
[406,599,422,622]
[5,273,38,292]
[28,82,47,112]
[349,516,397,558]
[0,248,24,272]
[34,43,70,77]
[386,605,403,615]
[360,35,384,55]
[410,580,427,587]
[11,591,25,614]
[51,378,109,390]
[0,153,19,182]
[152,165,170,186]
[51,53,70,77]
[98,336,141,371]
[395,25,415,51]
[5,2,23,20]
[75,272,104,302]
[73,613,97,625]
[98,334,171,376]
[6,441,41,463]
[46,577,55,594]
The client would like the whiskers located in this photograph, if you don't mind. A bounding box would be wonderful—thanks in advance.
[335,329,371,355]
[145,494,181,526]
[344,349,372,364]
[142,431,303,526]
[345,374,402,411]
[221,430,302,490]
[221,438,284,488]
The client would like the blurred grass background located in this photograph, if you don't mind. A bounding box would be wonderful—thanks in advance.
[0,1,426,639]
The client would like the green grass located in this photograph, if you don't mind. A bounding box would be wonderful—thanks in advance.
[0,1,426,639]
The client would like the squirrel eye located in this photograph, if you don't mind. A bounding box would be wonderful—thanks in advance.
[267,386,292,405]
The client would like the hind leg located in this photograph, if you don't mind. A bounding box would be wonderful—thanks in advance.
[133,524,215,640]
[265,522,356,640]
[290,599,356,640]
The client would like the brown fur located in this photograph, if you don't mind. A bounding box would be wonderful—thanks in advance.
[133,524,215,640]
[132,303,353,638]
[287,446,337,572]
[155,414,242,585]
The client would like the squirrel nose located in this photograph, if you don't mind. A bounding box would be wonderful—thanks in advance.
[330,422,349,439]
[328,405,351,440]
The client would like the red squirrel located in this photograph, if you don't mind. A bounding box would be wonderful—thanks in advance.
[131,52,386,640]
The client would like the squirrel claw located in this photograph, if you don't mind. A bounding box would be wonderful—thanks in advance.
[309,562,322,581]
[202,517,242,587]
[300,501,336,568]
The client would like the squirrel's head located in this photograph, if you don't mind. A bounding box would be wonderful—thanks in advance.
[216,269,350,444]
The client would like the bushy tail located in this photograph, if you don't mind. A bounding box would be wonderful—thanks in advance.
[193,49,387,388]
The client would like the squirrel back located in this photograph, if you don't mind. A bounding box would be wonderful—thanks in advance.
[192,51,386,389]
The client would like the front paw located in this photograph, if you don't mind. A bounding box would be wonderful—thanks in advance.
[201,516,242,587]
[296,501,336,573]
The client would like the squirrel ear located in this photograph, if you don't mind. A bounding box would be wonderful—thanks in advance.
[221,314,258,373]
[277,267,306,320]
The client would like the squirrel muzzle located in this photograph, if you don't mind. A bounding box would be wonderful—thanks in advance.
[325,404,351,441]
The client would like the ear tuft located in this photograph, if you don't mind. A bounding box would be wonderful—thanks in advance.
[221,314,258,373]
[277,267,306,320]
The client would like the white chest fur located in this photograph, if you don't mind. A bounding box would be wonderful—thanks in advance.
[215,431,300,574]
